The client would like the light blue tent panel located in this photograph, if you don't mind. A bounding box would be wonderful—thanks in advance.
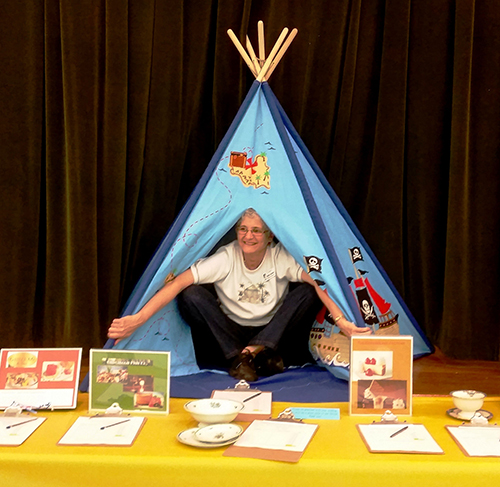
[90,80,432,385]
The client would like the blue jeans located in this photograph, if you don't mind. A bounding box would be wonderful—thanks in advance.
[177,283,321,368]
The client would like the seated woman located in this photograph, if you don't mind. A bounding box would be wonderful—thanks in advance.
[108,208,371,381]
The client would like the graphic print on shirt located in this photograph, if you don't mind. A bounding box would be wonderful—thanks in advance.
[238,281,270,304]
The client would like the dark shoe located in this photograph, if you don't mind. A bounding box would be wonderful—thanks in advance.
[254,348,284,377]
[229,351,258,382]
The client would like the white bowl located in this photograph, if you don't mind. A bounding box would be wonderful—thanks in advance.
[184,398,244,424]
[450,390,486,413]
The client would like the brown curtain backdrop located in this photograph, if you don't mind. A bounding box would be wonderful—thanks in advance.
[1,0,499,361]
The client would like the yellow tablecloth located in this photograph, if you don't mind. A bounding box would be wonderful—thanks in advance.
[1,395,499,487]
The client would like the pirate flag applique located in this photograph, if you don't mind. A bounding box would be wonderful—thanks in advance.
[304,255,323,273]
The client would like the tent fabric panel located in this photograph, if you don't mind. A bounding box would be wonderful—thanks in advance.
[119,82,262,317]
[96,81,433,387]
[261,83,364,324]
[273,94,433,351]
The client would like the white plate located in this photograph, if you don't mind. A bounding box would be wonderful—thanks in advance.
[195,423,243,444]
[446,408,493,421]
[177,427,240,448]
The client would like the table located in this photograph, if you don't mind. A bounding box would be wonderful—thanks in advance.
[1,395,499,487]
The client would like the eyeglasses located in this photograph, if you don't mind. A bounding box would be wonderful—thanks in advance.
[237,226,267,236]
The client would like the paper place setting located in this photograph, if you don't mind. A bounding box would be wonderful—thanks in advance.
[58,416,146,446]
[212,389,272,421]
[357,423,443,454]
[0,416,46,446]
[446,425,500,457]
[224,419,318,462]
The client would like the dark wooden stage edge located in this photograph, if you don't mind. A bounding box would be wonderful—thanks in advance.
[413,347,500,396]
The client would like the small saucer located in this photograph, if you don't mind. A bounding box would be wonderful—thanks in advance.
[195,423,243,444]
[177,427,241,448]
[446,408,493,421]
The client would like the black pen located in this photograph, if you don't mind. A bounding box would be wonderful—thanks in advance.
[390,425,409,438]
[6,418,38,429]
[100,419,130,430]
[243,392,262,403]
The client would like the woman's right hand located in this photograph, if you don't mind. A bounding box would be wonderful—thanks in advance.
[107,314,143,342]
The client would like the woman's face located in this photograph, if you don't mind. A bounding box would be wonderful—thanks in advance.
[236,214,273,257]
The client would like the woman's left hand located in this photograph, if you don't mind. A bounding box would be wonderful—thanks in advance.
[337,318,372,337]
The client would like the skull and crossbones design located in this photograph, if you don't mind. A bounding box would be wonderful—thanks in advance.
[350,247,363,262]
[304,255,323,273]
[361,299,376,320]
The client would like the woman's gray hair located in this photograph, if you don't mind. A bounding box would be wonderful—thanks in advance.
[236,208,270,232]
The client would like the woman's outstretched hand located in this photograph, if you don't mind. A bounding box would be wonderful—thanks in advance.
[336,318,372,337]
[107,314,143,342]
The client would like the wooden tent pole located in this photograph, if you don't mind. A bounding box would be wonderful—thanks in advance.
[257,27,289,82]
[228,22,298,82]
[246,36,262,76]
[227,29,258,78]
[264,28,298,81]
[258,21,265,67]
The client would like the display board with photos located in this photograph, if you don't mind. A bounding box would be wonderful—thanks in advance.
[89,349,170,414]
[349,336,413,416]
[0,348,82,409]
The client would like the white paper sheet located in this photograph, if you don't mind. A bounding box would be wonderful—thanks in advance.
[357,423,443,453]
[0,416,46,446]
[447,426,500,457]
[233,420,318,453]
[58,416,145,446]
[212,390,272,416]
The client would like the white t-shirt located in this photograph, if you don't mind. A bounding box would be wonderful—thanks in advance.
[190,241,304,326]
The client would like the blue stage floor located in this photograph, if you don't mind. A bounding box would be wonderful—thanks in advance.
[170,364,349,403]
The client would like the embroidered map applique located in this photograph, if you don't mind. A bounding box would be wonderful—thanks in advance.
[229,151,270,189]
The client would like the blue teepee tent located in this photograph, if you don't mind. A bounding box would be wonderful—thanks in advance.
[91,26,433,387]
